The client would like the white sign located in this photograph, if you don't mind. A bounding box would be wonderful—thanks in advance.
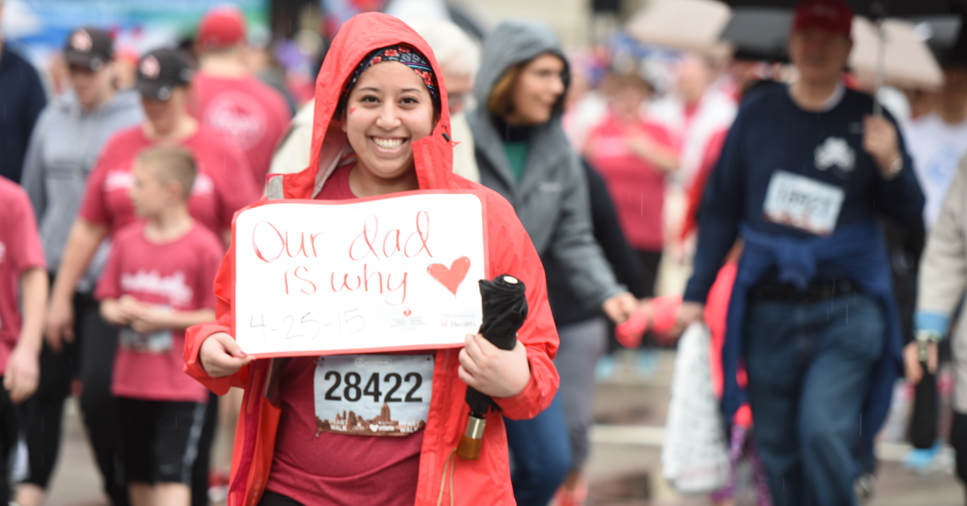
[762,170,845,237]
[233,193,487,357]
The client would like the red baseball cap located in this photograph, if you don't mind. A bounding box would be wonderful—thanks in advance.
[792,0,853,37]
[197,7,246,49]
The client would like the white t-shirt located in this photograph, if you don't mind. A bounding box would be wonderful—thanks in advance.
[904,113,967,229]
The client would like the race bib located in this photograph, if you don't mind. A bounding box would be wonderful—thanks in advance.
[314,354,434,437]
[762,170,845,236]
[119,327,173,353]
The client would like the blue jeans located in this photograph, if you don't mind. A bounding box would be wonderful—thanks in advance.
[504,394,572,505]
[746,293,884,506]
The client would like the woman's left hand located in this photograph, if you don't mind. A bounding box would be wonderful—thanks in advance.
[458,333,531,398]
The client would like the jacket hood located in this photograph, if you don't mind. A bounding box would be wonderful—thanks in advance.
[472,20,570,114]
[274,12,454,199]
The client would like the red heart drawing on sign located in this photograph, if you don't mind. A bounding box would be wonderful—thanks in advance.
[404,308,412,317]
[427,257,471,296]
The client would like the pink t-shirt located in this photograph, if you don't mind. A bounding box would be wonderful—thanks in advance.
[587,114,674,252]
[96,223,223,403]
[0,179,46,375]
[265,164,424,505]
[190,73,292,189]
[79,125,260,239]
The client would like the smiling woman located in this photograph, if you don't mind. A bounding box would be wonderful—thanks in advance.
[341,57,437,197]
[184,12,561,506]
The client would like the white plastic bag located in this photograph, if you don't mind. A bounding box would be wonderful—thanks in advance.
[662,322,730,493]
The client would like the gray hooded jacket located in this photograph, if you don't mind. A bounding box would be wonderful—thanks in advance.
[21,89,143,292]
[467,20,622,310]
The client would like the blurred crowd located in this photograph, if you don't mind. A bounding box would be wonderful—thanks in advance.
[2,0,967,505]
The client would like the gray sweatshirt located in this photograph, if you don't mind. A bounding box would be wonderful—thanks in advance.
[21,89,143,292]
[467,20,623,311]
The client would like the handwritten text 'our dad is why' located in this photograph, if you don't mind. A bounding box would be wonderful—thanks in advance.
[249,210,435,306]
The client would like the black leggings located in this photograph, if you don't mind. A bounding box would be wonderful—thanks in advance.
[21,289,217,506]
[20,289,128,505]
[634,249,662,299]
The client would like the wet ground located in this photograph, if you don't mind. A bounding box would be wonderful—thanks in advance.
[43,350,964,505]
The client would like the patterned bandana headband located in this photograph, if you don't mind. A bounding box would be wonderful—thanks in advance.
[340,44,440,111]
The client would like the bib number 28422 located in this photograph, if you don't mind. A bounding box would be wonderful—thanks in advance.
[314,354,433,437]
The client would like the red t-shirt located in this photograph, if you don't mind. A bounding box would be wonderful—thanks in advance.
[0,179,46,375]
[190,73,292,189]
[265,164,424,505]
[96,222,222,403]
[79,125,260,239]
[587,114,674,252]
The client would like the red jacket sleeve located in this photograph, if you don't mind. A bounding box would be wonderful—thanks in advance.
[484,194,560,420]
[183,238,252,395]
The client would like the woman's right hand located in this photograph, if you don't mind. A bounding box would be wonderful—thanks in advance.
[200,332,254,378]
[45,295,75,353]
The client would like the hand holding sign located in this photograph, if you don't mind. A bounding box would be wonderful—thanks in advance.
[200,332,254,378]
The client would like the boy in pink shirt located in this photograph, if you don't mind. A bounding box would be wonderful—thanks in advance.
[96,147,222,506]
[0,178,47,502]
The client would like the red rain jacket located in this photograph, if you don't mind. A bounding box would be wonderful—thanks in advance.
[183,13,560,506]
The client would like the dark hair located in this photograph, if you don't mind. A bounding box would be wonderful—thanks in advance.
[487,64,523,118]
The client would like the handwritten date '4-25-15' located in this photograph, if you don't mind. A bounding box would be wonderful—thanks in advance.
[249,310,365,341]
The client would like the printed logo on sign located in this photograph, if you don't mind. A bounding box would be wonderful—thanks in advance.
[203,92,268,150]
[120,270,193,306]
[814,137,855,173]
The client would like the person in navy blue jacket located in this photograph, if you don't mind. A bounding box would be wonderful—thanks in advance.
[0,1,47,183]
[675,1,924,505]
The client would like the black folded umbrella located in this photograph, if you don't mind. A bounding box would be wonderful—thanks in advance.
[909,366,939,449]
[464,275,528,417]
[458,274,528,459]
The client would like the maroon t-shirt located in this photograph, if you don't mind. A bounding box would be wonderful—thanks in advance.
[587,114,674,252]
[96,223,222,403]
[264,164,424,505]
[78,126,259,239]
[191,73,292,189]
[0,179,46,375]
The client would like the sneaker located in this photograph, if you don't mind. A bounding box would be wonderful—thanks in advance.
[595,355,616,381]
[854,472,875,503]
[903,440,943,474]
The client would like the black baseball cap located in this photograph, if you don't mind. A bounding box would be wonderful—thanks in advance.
[136,48,194,101]
[64,27,113,71]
